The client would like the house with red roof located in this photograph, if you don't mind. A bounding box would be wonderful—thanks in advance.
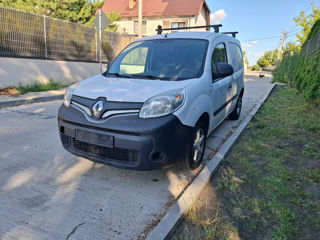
[101,0,211,36]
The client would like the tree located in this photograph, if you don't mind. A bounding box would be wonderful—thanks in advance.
[294,2,320,44]
[257,50,279,68]
[243,51,249,66]
[257,56,270,68]
[0,0,114,28]
[86,9,121,32]
[283,42,300,54]
[251,64,260,71]
[105,10,121,32]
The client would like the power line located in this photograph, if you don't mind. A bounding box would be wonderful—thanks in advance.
[242,36,280,42]
[286,27,302,34]
[304,0,314,13]
[242,29,302,43]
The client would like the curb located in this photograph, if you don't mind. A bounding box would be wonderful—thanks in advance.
[0,94,64,109]
[146,83,277,240]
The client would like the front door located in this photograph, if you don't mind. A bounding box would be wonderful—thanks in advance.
[210,43,232,127]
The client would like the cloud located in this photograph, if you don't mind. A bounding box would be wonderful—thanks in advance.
[241,41,258,51]
[241,43,253,51]
[210,9,227,24]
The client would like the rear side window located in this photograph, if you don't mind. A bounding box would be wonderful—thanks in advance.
[229,43,243,72]
[211,43,227,74]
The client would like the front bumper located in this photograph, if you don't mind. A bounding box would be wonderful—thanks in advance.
[58,104,192,170]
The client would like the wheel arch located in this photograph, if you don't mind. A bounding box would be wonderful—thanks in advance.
[240,88,244,97]
[174,93,213,128]
[197,112,210,132]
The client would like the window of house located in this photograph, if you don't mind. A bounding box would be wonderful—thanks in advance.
[211,43,227,76]
[229,43,243,72]
[171,22,186,28]
[134,20,147,35]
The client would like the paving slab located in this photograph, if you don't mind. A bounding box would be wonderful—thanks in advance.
[0,72,273,240]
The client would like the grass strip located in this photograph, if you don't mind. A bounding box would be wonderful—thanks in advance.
[172,86,320,240]
[15,81,64,95]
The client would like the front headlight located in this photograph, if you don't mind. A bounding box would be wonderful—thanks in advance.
[139,89,185,118]
[63,83,78,107]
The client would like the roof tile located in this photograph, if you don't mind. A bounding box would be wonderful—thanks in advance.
[102,0,209,18]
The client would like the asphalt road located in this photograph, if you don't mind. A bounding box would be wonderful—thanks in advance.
[0,72,274,240]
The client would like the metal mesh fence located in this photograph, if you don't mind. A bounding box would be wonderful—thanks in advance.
[300,32,320,58]
[0,7,137,62]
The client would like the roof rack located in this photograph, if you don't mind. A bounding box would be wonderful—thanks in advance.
[222,32,239,38]
[156,24,222,35]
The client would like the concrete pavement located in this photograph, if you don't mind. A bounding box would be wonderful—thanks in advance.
[0,72,274,240]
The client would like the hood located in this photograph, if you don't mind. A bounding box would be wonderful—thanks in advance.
[73,74,195,102]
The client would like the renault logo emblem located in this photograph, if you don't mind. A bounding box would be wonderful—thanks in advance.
[92,100,104,118]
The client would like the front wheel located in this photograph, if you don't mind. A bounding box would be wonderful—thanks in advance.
[228,94,243,120]
[179,120,207,170]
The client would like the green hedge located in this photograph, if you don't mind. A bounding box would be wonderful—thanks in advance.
[294,50,320,101]
[272,52,299,86]
[306,20,320,41]
[273,20,320,102]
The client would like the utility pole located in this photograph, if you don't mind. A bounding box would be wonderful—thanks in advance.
[278,29,288,60]
[278,29,284,60]
[283,31,288,53]
[138,0,143,38]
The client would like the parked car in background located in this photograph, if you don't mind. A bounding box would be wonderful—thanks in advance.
[58,26,244,170]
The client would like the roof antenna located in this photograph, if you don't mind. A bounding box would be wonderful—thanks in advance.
[164,33,168,38]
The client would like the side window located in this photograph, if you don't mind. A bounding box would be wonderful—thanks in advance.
[211,43,227,76]
[229,43,243,72]
[120,47,148,74]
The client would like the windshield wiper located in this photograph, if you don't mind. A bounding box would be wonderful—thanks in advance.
[106,73,133,78]
[130,74,161,80]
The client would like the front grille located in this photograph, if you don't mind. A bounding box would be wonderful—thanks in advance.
[61,134,139,163]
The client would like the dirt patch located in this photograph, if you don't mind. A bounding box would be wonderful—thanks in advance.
[0,87,20,96]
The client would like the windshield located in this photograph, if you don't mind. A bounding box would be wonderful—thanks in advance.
[106,39,208,81]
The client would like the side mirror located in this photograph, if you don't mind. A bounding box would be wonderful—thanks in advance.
[213,62,234,80]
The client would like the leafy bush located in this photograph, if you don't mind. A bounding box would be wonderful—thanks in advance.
[251,64,260,71]
[272,53,299,86]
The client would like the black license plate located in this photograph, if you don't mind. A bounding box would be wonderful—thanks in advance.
[75,130,114,148]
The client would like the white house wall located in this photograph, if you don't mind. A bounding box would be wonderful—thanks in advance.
[115,6,208,36]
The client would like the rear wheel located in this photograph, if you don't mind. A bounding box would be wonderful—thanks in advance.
[228,94,243,120]
[179,120,207,170]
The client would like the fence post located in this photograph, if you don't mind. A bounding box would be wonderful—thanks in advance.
[95,27,98,62]
[43,15,48,59]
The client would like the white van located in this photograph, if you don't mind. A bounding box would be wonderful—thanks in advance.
[58,26,244,170]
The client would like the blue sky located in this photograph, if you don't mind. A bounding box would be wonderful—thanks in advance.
[206,0,319,65]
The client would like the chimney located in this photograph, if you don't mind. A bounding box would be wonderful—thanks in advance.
[129,0,136,9]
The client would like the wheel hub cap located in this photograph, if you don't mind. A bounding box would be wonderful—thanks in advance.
[193,128,205,163]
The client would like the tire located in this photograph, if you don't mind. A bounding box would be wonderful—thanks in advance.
[228,94,243,120]
[179,120,207,170]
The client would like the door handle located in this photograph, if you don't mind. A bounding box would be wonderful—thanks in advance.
[228,83,232,89]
